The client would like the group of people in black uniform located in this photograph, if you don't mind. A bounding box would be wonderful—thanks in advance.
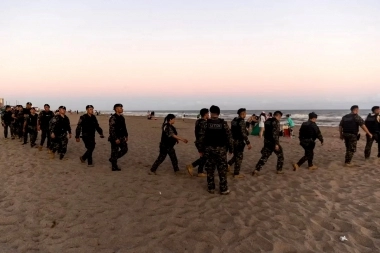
[1,103,379,195]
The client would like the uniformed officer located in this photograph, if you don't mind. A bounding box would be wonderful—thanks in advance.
[50,106,72,160]
[293,112,323,171]
[339,105,372,166]
[364,106,380,159]
[186,108,209,177]
[228,108,252,178]
[23,107,39,147]
[252,111,284,176]
[1,105,14,139]
[150,114,188,175]
[108,104,128,171]
[75,105,104,167]
[198,105,233,195]
[38,104,54,151]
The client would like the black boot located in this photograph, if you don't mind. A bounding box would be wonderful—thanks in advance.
[59,154,65,160]
[109,158,121,171]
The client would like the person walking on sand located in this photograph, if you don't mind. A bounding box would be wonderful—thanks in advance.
[259,112,266,138]
[38,104,54,151]
[50,106,72,160]
[149,114,188,175]
[1,105,13,139]
[23,107,39,147]
[364,106,380,159]
[198,105,233,195]
[228,108,252,178]
[252,111,284,176]
[293,112,323,171]
[186,108,209,177]
[108,104,128,171]
[76,105,104,167]
[339,105,372,167]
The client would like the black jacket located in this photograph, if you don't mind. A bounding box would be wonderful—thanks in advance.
[75,114,103,138]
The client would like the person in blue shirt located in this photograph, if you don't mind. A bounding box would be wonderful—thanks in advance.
[286,114,295,137]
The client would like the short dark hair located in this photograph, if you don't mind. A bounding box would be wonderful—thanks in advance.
[5,105,11,109]
[350,105,359,111]
[113,103,123,110]
[237,108,246,115]
[210,105,220,115]
[273,111,283,117]
[371,106,379,113]
[44,104,50,107]
[309,112,318,119]
[200,108,209,117]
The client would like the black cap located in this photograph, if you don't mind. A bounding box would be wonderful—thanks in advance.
[55,110,59,113]
[5,105,11,109]
[30,107,36,110]
[26,102,32,105]
[59,106,66,110]
[44,104,50,107]
[113,103,123,110]
[309,112,318,119]
[86,105,94,109]
[371,106,379,113]
[237,108,246,115]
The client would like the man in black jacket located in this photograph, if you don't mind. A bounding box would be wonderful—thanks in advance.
[76,105,104,167]
[364,106,380,159]
[293,112,323,171]
[108,103,128,171]
[50,106,72,160]
[38,104,54,151]
[1,105,14,139]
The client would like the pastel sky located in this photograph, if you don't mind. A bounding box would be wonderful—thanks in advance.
[1,0,379,110]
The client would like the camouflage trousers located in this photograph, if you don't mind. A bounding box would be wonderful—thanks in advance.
[343,133,357,164]
[364,133,380,159]
[3,123,14,138]
[51,133,69,155]
[228,140,246,175]
[204,146,228,192]
[255,140,284,171]
[296,139,316,167]
[151,144,179,172]
[24,127,38,146]
[109,138,128,164]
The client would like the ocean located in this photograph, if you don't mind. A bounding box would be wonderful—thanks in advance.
[99,109,373,127]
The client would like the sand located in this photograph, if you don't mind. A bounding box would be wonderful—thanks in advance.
[1,114,380,253]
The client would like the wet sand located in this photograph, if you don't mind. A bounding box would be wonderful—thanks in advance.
[0,114,380,252]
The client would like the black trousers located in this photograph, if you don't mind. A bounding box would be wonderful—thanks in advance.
[191,156,206,174]
[110,138,128,164]
[296,140,316,167]
[40,127,51,148]
[82,137,96,164]
[3,123,13,138]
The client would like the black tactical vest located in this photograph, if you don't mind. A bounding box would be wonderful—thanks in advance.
[161,123,178,147]
[365,114,379,134]
[342,114,359,134]
[231,117,243,140]
[264,118,276,141]
[299,121,315,140]
[205,119,227,147]
[27,114,38,127]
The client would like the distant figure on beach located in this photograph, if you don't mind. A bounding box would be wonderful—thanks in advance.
[286,114,295,137]
[228,108,252,178]
[182,113,185,122]
[198,105,233,195]
[23,107,38,147]
[267,112,273,119]
[339,105,372,167]
[1,105,13,139]
[37,104,54,151]
[108,104,128,171]
[50,106,72,160]
[253,111,284,176]
[364,106,380,159]
[247,114,259,134]
[149,114,188,175]
[76,105,104,167]
[187,108,209,177]
[259,112,266,138]
[293,112,323,171]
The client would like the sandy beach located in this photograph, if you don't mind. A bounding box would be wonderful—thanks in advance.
[1,114,380,253]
